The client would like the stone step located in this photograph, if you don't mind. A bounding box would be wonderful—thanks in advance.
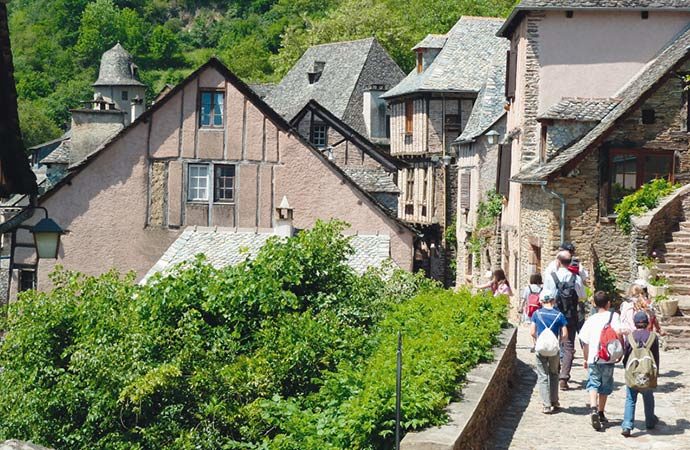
[662,253,690,264]
[679,222,690,231]
[657,263,690,272]
[661,314,690,326]
[662,325,690,337]
[663,336,690,350]
[664,241,690,251]
[672,295,690,311]
[671,230,690,239]
[670,285,690,295]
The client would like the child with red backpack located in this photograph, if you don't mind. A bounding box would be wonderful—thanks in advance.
[521,274,543,352]
[580,291,624,431]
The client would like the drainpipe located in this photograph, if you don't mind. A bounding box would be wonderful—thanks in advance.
[541,183,566,245]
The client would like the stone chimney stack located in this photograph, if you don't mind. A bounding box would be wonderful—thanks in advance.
[363,84,389,140]
[274,196,294,238]
[68,97,125,166]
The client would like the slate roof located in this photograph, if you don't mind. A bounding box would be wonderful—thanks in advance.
[511,24,690,184]
[93,43,144,87]
[342,167,399,193]
[382,17,508,99]
[265,38,404,131]
[538,97,621,122]
[455,50,507,144]
[40,140,70,164]
[249,83,275,99]
[412,34,447,50]
[499,0,690,37]
[142,227,393,282]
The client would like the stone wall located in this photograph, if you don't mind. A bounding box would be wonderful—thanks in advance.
[400,327,516,450]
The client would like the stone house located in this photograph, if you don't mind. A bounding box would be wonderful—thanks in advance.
[496,0,690,292]
[452,54,507,285]
[381,16,508,281]
[5,47,416,297]
[265,38,405,147]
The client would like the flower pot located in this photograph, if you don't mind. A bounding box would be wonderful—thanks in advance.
[658,299,679,317]
[637,265,657,281]
[647,284,668,297]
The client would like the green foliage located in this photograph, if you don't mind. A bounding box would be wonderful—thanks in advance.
[18,99,62,148]
[594,260,617,299]
[614,178,679,234]
[0,220,503,450]
[476,189,503,230]
[648,276,669,287]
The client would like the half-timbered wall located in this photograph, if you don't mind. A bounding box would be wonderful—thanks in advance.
[390,98,427,155]
[398,163,435,224]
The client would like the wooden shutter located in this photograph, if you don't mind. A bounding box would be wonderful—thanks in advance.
[505,49,517,100]
[405,99,414,133]
[497,144,512,198]
[460,172,471,210]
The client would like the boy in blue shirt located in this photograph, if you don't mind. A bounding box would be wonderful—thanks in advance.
[530,293,569,414]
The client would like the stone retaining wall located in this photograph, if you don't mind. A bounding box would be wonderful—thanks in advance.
[401,326,517,450]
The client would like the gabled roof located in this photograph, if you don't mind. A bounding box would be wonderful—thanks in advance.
[455,50,507,144]
[265,38,403,126]
[511,24,690,184]
[382,17,508,99]
[342,167,399,194]
[40,140,70,164]
[290,99,405,171]
[142,227,393,282]
[37,58,417,235]
[499,0,690,37]
[249,83,275,99]
[538,97,621,122]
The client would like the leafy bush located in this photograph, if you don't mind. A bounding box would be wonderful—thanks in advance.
[594,260,617,300]
[615,178,679,234]
[476,189,503,230]
[0,221,508,450]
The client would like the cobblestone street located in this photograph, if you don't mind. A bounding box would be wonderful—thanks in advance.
[487,324,690,449]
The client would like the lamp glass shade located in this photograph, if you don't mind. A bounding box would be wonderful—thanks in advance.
[32,218,63,259]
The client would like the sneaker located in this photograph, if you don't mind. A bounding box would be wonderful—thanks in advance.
[621,428,631,437]
[543,406,553,414]
[591,409,602,431]
[559,380,569,391]
[598,411,609,423]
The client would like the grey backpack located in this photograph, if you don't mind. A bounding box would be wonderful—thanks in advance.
[624,333,658,391]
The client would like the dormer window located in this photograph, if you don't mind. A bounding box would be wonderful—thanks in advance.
[308,61,326,84]
[200,91,224,127]
[417,52,423,73]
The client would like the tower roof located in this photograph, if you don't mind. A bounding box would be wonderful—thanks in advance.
[93,43,144,87]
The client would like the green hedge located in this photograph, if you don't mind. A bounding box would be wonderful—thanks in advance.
[615,178,679,234]
[0,221,506,449]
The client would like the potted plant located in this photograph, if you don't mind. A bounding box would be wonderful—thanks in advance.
[637,256,658,281]
[654,294,679,317]
[647,276,669,297]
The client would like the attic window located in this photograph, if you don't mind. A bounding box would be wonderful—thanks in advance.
[642,109,656,124]
[641,11,649,19]
[565,11,574,18]
[417,52,423,73]
[308,61,326,84]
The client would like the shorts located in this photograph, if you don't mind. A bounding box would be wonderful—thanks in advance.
[586,363,615,395]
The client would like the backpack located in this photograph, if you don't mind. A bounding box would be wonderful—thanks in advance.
[534,311,562,357]
[625,333,658,391]
[526,286,542,318]
[552,272,579,326]
[597,311,624,362]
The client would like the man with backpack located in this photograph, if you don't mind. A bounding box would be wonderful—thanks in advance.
[542,251,585,390]
[580,291,623,431]
[530,293,569,414]
[621,310,659,437]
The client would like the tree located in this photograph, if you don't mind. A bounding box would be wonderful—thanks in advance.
[148,24,179,62]
[18,99,62,148]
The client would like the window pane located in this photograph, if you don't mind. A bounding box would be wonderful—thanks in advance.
[201,92,212,107]
[610,154,637,208]
[643,154,672,183]
[188,165,209,201]
[214,165,235,202]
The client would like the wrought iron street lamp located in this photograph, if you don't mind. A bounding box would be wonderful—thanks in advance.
[31,209,64,259]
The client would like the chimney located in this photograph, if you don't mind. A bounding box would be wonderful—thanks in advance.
[68,97,125,166]
[307,61,325,84]
[131,95,144,122]
[363,84,389,140]
[274,196,294,238]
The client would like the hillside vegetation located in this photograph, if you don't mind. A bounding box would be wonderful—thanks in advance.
[8,0,515,147]
[0,221,508,449]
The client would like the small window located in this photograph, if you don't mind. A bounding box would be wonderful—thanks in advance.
[566,10,574,18]
[641,11,649,19]
[642,109,656,124]
[18,269,36,292]
[417,52,423,73]
[406,170,414,203]
[214,165,235,202]
[200,91,224,127]
[187,164,210,201]
[607,149,674,213]
[405,100,414,134]
[121,91,128,101]
[310,123,328,148]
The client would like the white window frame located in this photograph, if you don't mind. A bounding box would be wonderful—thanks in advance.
[187,164,210,202]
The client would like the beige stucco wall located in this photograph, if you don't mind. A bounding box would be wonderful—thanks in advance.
[27,65,414,292]
[538,11,690,113]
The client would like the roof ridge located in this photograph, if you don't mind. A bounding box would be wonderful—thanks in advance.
[308,37,376,48]
[459,15,506,21]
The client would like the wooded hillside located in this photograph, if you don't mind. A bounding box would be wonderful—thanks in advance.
[8,0,515,146]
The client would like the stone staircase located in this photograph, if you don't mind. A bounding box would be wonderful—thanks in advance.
[656,221,690,349]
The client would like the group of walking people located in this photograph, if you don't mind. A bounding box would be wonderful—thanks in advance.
[483,242,662,436]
